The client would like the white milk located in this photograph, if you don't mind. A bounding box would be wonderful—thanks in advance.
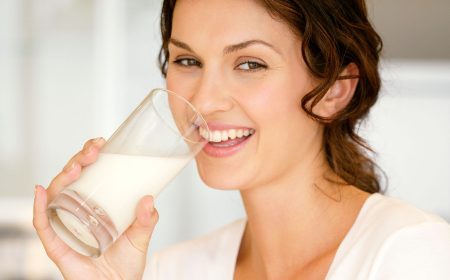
[55,152,190,251]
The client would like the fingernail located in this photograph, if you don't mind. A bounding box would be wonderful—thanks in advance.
[34,185,39,196]
[148,201,155,214]
[148,204,154,214]
[92,137,103,143]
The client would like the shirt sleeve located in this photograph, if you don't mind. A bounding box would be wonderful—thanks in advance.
[370,221,450,279]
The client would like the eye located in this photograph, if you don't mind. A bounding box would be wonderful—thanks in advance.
[172,57,202,67]
[236,60,267,71]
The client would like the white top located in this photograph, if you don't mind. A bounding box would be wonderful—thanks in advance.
[144,194,450,279]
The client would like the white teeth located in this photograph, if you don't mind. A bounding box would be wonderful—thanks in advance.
[212,131,222,142]
[200,127,255,142]
[236,129,243,138]
[228,129,236,139]
[221,130,228,141]
[199,127,209,140]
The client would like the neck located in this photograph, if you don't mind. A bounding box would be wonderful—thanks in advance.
[238,153,369,279]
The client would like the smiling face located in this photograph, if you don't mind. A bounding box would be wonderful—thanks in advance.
[166,0,325,190]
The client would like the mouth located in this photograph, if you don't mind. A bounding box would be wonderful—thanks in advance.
[199,126,255,157]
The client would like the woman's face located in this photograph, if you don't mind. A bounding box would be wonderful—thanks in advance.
[167,0,323,190]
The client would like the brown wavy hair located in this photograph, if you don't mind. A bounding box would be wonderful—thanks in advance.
[158,0,384,194]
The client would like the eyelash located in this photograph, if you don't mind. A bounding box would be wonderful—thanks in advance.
[235,61,267,72]
[172,58,268,72]
[172,58,202,67]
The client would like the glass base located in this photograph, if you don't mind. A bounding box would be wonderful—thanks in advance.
[47,190,118,257]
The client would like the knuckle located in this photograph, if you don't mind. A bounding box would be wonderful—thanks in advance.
[83,137,101,152]
[64,158,77,171]
[45,247,59,261]
[83,139,92,149]
[48,177,59,190]
[51,173,65,185]
[61,169,79,184]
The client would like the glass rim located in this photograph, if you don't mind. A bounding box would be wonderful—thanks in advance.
[150,88,210,144]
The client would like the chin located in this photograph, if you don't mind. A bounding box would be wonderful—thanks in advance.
[197,169,242,190]
[195,160,251,191]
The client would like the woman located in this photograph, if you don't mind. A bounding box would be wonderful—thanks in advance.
[33,0,450,279]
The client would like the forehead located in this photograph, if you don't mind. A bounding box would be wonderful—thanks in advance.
[171,0,297,48]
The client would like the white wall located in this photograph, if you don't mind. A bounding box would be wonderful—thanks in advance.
[367,60,450,220]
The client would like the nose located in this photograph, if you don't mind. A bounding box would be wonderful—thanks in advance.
[189,68,234,117]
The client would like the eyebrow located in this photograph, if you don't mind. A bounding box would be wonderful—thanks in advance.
[169,38,196,54]
[169,38,280,55]
[223,39,280,55]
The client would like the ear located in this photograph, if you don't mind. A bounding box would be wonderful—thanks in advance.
[314,63,359,120]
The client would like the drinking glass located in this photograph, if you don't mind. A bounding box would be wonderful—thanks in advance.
[47,88,209,257]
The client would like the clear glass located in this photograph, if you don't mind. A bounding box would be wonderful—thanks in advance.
[47,88,210,257]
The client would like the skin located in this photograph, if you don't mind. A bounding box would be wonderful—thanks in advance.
[33,0,369,279]
[167,0,369,279]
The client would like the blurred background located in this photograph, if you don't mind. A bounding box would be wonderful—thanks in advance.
[0,0,449,278]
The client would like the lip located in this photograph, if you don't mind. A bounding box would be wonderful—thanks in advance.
[200,121,255,158]
[205,121,254,131]
[201,133,254,158]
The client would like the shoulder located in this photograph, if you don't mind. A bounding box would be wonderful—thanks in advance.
[369,220,450,279]
[366,193,446,222]
[327,193,450,279]
[143,218,246,280]
[365,194,450,278]
[349,193,449,240]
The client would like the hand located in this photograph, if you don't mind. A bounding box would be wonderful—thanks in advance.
[33,138,159,280]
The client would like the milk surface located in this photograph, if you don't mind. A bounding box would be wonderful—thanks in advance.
[66,152,191,235]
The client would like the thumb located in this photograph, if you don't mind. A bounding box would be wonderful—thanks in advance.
[125,196,159,254]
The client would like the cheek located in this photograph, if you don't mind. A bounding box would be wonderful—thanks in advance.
[166,70,198,101]
[166,73,184,96]
[243,78,318,158]
[240,77,304,127]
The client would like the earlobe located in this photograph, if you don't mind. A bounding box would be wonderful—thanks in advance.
[315,63,359,120]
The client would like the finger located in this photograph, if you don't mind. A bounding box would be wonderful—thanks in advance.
[82,137,105,151]
[46,162,82,201]
[63,137,106,170]
[47,137,105,201]
[124,196,159,254]
[33,185,74,262]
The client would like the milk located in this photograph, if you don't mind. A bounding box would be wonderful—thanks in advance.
[50,152,190,254]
